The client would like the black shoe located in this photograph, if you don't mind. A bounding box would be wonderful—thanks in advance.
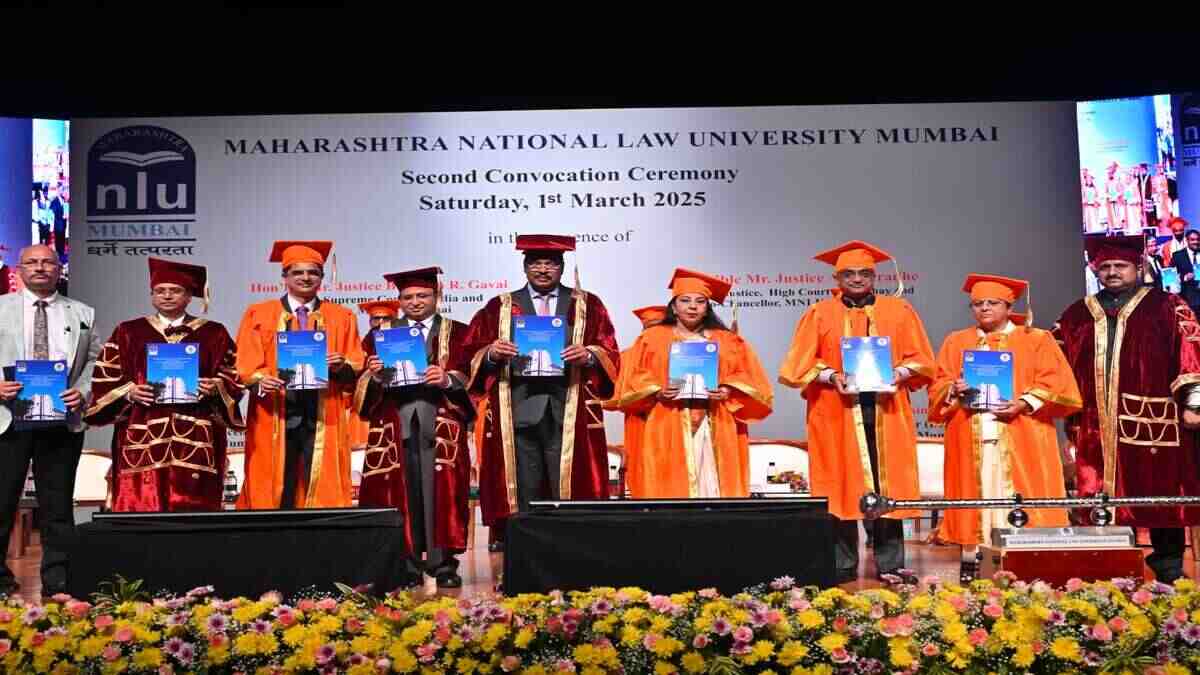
[488,540,504,553]
[834,569,857,585]
[436,572,463,589]
[959,559,980,585]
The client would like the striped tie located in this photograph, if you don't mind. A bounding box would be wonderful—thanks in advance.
[33,300,49,360]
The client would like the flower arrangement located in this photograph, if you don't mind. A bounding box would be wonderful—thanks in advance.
[766,470,808,494]
[2,572,1198,673]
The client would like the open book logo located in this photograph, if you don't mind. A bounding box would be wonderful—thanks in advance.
[98,150,185,168]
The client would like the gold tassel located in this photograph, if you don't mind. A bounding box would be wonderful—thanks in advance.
[201,278,211,314]
[329,252,338,288]
[892,257,906,297]
[574,262,582,292]
[731,300,740,334]
[1024,282,1034,330]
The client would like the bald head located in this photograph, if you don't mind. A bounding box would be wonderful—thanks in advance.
[18,244,61,297]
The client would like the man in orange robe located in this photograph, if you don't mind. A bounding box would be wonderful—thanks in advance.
[606,305,667,497]
[617,270,772,497]
[778,241,935,582]
[928,274,1082,581]
[235,241,365,508]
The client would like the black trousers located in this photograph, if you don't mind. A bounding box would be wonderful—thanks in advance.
[280,420,315,509]
[1146,528,1187,583]
[403,415,458,577]
[0,426,84,589]
[514,406,563,513]
[833,394,905,576]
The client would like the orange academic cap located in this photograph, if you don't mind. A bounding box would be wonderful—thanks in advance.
[962,274,1028,304]
[357,300,401,319]
[813,240,894,272]
[148,257,210,312]
[668,268,732,304]
[515,234,576,253]
[632,305,668,329]
[268,240,333,268]
[383,266,442,292]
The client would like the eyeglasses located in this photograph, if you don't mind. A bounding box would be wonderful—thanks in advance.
[285,269,324,278]
[837,269,875,280]
[152,287,189,297]
[525,262,563,271]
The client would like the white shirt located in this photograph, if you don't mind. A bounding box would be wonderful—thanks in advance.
[410,317,434,338]
[974,321,1043,442]
[22,288,70,361]
[287,295,316,314]
[530,287,559,316]
[156,313,186,329]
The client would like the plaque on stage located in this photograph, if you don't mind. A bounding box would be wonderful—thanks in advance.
[374,327,428,387]
[277,330,329,391]
[512,316,566,376]
[990,526,1135,549]
[840,336,895,393]
[962,349,1014,411]
[668,340,719,400]
[147,343,201,404]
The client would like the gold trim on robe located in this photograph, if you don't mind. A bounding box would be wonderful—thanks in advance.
[557,291,589,499]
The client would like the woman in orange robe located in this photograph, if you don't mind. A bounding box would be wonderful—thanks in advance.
[617,270,772,498]
[928,274,1082,582]
[606,305,668,497]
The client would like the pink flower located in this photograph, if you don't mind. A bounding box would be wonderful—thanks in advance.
[0,639,10,656]
[102,645,122,662]
[250,619,271,634]
[766,609,783,625]
[416,643,438,663]
[1108,616,1129,632]
[114,626,135,643]
[346,617,364,633]
[554,659,577,672]
[375,658,391,671]
[1132,590,1153,606]
[297,599,317,612]
[21,606,46,624]
[158,666,175,675]
[922,575,941,587]
[833,616,849,632]
[770,576,796,590]
[0,610,12,623]
[51,593,72,603]
[315,644,336,665]
[501,655,521,672]
[643,633,660,650]
[732,626,753,642]
[697,588,718,599]
[316,598,338,612]
[869,604,885,620]
[712,618,731,635]
[692,634,710,649]
[921,643,940,657]
[968,628,989,646]
[94,613,114,630]
[648,595,674,613]
[206,614,229,633]
[831,647,851,663]
[178,643,195,665]
[1065,578,1085,593]
[590,599,613,616]
[1176,608,1190,623]
[789,596,811,611]
[30,632,45,647]
[983,603,1004,618]
[947,595,968,613]
[164,638,185,655]
[349,654,367,667]
[750,608,770,627]
[209,633,228,648]
[259,591,283,605]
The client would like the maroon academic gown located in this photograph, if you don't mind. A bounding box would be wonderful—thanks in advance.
[354,316,474,554]
[463,287,620,530]
[1055,287,1200,527]
[85,316,244,512]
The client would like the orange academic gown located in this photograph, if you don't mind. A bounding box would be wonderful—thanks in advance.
[605,345,647,497]
[235,298,365,508]
[617,325,773,498]
[928,324,1082,546]
[778,294,935,520]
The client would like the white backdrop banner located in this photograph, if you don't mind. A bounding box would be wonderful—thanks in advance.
[70,102,1082,450]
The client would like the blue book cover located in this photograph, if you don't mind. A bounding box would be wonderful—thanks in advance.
[1162,266,1182,294]
[374,327,428,387]
[840,336,895,392]
[512,315,566,376]
[668,340,719,400]
[146,342,200,404]
[277,330,329,390]
[962,349,1014,411]
[11,360,70,429]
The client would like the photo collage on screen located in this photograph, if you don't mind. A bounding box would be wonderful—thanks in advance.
[0,118,69,296]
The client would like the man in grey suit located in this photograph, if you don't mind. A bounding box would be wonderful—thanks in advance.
[0,245,101,596]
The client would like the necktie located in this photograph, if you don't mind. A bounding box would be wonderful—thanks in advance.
[33,300,49,360]
[537,294,551,317]
[418,321,428,340]
[296,305,309,331]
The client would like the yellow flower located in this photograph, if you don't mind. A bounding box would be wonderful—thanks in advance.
[907,595,932,613]
[232,601,266,623]
[1050,637,1082,662]
[651,636,685,658]
[817,633,847,652]
[400,620,434,647]
[1129,614,1154,638]
[1164,664,1192,675]
[740,640,774,665]
[79,635,108,659]
[1013,644,1035,668]
[514,626,535,649]
[681,651,706,673]
[777,641,809,666]
[796,609,825,629]
[387,644,419,673]
[594,617,617,634]
[1176,578,1196,592]
[654,661,677,675]
[522,665,547,675]
[208,646,230,665]
[283,624,309,647]
[889,647,914,668]
[649,616,672,633]
[131,647,162,669]
[943,621,968,642]
[620,625,643,647]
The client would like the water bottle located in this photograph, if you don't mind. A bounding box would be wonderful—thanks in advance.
[767,461,777,482]
[222,470,239,510]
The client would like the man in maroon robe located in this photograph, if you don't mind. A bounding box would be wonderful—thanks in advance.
[1055,234,1200,582]
[85,258,244,511]
[355,267,473,588]
[464,234,620,549]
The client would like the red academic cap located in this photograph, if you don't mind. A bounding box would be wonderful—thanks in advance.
[515,234,576,254]
[383,266,442,292]
[1084,235,1142,265]
[149,257,210,312]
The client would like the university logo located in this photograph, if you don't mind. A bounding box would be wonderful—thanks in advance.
[1181,93,1200,149]
[87,125,196,219]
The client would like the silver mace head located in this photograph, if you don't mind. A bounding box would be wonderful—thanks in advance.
[859,492,889,519]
